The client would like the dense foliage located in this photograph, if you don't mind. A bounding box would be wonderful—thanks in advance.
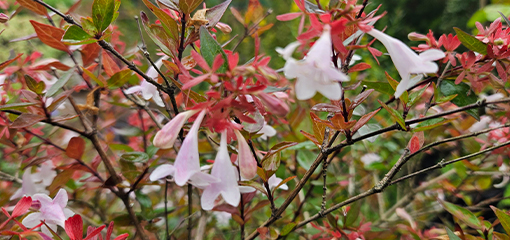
[1,0,510,239]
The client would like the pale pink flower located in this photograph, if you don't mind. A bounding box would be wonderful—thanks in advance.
[10,162,56,200]
[150,110,219,188]
[234,129,257,180]
[22,189,74,236]
[153,109,199,149]
[125,56,168,107]
[278,25,349,100]
[257,122,277,141]
[201,131,240,210]
[367,29,445,98]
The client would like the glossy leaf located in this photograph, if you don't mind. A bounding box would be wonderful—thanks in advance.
[491,206,510,234]
[30,20,69,53]
[239,180,267,196]
[361,81,394,96]
[352,109,380,134]
[377,99,406,130]
[47,90,74,112]
[92,0,116,33]
[16,0,48,15]
[46,70,73,97]
[454,27,487,55]
[440,80,479,121]
[62,25,96,45]
[107,69,133,89]
[199,26,228,72]
[413,117,455,132]
[439,199,482,230]
[272,176,295,195]
[408,84,429,107]
[25,75,45,95]
[386,72,408,103]
[345,202,361,226]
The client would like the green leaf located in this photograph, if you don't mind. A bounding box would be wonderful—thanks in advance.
[491,206,510,234]
[408,84,429,107]
[92,0,116,33]
[179,0,203,14]
[438,199,482,230]
[385,72,408,103]
[413,117,455,132]
[120,152,149,163]
[81,17,97,36]
[135,190,152,209]
[377,99,406,130]
[280,222,296,236]
[499,11,510,26]
[140,12,176,57]
[141,0,179,41]
[453,27,487,55]
[436,94,458,104]
[445,227,462,240]
[0,102,38,110]
[361,81,394,96]
[46,70,73,97]
[25,75,45,95]
[62,25,96,45]
[81,66,105,87]
[345,202,361,227]
[440,80,480,121]
[199,26,228,72]
[107,69,133,89]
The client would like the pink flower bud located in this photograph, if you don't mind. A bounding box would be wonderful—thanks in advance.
[0,13,9,23]
[234,129,257,180]
[407,32,429,42]
[257,92,289,117]
[153,109,199,149]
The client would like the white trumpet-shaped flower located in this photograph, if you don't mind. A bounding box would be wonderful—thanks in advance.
[278,25,349,100]
[153,109,199,149]
[149,110,219,188]
[201,131,240,210]
[366,29,445,98]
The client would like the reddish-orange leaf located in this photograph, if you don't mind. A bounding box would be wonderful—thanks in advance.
[17,0,48,16]
[81,43,101,67]
[101,51,120,76]
[66,137,85,159]
[408,132,424,154]
[30,20,69,53]
[347,62,371,73]
[329,113,356,131]
[300,130,320,147]
[31,59,71,71]
[352,109,380,134]
[0,53,23,71]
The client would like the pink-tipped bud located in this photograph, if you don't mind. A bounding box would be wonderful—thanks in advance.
[257,92,289,117]
[153,109,199,149]
[216,22,232,33]
[408,32,429,42]
[234,129,257,180]
[0,13,9,23]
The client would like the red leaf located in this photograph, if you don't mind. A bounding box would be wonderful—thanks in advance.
[408,132,424,154]
[276,12,301,21]
[347,62,372,73]
[101,51,120,77]
[352,109,380,134]
[17,0,48,15]
[30,21,69,53]
[66,137,85,159]
[191,50,211,72]
[81,43,101,67]
[83,225,105,240]
[0,53,23,71]
[11,196,32,218]
[65,214,83,240]
[31,59,71,71]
